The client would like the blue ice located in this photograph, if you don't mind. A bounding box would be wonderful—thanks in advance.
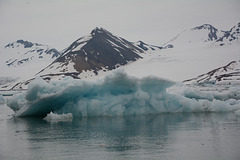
[7,70,240,117]
[0,95,5,104]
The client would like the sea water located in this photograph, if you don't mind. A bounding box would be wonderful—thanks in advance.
[0,104,240,160]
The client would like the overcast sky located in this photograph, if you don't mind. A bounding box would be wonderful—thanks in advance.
[0,0,240,50]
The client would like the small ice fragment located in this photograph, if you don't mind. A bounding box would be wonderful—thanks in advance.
[43,112,73,122]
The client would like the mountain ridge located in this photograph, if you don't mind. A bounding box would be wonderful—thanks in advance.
[183,60,240,85]
[36,27,161,81]
[1,22,239,90]
[216,22,240,45]
[1,39,61,67]
[162,22,240,48]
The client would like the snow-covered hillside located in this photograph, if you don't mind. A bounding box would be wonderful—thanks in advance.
[0,40,61,89]
[162,22,240,49]
[124,44,239,81]
[184,60,240,85]
[162,24,225,49]
[1,40,60,68]
[125,22,240,81]
[1,22,239,91]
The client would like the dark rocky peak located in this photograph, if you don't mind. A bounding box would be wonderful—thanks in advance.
[37,27,144,79]
[16,40,34,48]
[193,24,220,41]
[135,41,163,51]
[216,22,240,43]
[193,24,217,31]
[90,27,110,36]
[64,27,143,54]
[5,39,43,48]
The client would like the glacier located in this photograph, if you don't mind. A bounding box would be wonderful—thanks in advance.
[7,70,240,118]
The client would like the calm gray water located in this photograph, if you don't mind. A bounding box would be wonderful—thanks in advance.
[0,104,240,160]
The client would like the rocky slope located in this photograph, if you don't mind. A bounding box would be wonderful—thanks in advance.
[216,22,240,46]
[184,60,240,85]
[37,27,155,80]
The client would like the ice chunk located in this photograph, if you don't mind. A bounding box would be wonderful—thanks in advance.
[43,112,73,122]
[235,109,240,116]
[6,70,240,118]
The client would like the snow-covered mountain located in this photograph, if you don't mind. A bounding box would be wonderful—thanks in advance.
[162,22,240,49]
[1,28,163,90]
[0,40,61,90]
[183,60,240,85]
[37,27,161,80]
[1,40,61,67]
[125,22,240,81]
[1,23,239,91]
[216,22,240,46]
[162,24,225,49]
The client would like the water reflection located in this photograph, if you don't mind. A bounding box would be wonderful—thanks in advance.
[3,113,240,160]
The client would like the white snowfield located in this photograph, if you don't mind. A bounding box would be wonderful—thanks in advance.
[125,42,239,82]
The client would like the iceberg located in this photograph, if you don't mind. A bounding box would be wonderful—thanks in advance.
[7,70,240,118]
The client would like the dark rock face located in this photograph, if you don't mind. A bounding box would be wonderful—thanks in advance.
[193,24,220,41]
[136,41,163,51]
[217,22,240,42]
[137,41,149,51]
[39,28,144,77]
[73,28,142,72]
[5,39,40,48]
[16,40,34,48]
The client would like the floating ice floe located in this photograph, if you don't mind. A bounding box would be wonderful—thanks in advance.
[235,110,240,116]
[43,112,73,122]
[7,70,240,118]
